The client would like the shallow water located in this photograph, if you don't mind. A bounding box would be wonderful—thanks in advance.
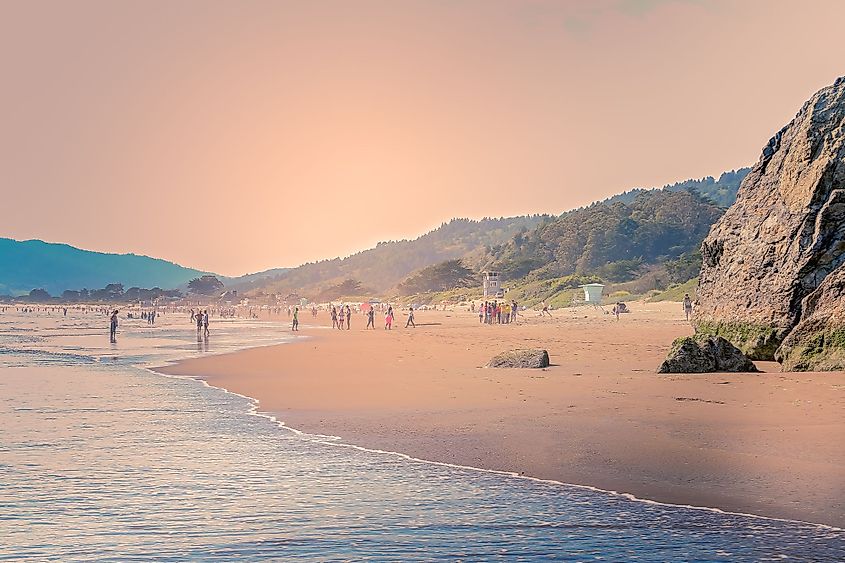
[1,309,843,561]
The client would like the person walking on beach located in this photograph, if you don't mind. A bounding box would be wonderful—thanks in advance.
[292,306,299,331]
[366,307,375,329]
[405,306,416,328]
[331,306,338,329]
[345,305,351,330]
[385,307,394,330]
[203,310,210,338]
[541,301,552,317]
[109,310,119,343]
[683,293,694,321]
[337,306,345,330]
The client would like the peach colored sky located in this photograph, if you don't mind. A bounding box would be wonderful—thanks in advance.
[1,0,843,276]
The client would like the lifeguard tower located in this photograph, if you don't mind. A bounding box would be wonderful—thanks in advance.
[580,283,605,304]
[482,271,503,299]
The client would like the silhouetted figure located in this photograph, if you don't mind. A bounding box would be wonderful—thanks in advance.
[109,310,119,343]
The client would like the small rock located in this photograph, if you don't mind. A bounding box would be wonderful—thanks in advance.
[487,349,550,369]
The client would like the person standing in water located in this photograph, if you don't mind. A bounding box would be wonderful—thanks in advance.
[683,293,694,322]
[109,310,119,343]
[203,310,210,339]
[196,310,204,341]
[292,306,299,331]
[405,306,416,328]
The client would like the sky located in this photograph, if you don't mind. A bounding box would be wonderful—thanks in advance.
[1,0,843,276]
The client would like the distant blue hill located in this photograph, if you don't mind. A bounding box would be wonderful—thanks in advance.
[0,238,212,297]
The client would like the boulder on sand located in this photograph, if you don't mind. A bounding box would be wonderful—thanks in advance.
[694,76,845,368]
[487,349,550,369]
[658,336,759,374]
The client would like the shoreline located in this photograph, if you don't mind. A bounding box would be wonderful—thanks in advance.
[159,303,845,528]
[153,365,844,532]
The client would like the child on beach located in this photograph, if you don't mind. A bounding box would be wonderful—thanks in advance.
[385,309,394,330]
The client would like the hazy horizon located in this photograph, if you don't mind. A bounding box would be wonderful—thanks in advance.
[2,0,843,276]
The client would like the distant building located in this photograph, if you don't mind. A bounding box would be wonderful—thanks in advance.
[483,271,504,299]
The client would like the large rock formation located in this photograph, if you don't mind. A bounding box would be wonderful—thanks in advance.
[695,76,845,370]
[658,336,759,374]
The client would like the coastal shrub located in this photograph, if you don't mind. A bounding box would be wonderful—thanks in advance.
[648,278,698,302]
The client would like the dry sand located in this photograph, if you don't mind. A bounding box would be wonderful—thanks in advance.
[161,302,845,527]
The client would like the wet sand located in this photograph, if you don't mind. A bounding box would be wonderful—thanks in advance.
[160,302,845,527]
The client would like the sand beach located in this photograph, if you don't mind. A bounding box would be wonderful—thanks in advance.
[161,302,845,528]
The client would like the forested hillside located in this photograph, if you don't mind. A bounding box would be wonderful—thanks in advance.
[255,216,548,295]
[604,168,750,208]
[478,190,723,282]
[254,170,742,300]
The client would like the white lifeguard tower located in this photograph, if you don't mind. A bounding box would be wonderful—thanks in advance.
[580,283,605,305]
[482,271,503,299]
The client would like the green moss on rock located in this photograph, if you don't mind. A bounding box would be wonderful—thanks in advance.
[692,320,784,361]
[777,326,845,371]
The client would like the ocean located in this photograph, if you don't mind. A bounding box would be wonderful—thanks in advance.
[1,309,843,561]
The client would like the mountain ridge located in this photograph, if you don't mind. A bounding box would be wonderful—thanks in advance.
[0,238,212,297]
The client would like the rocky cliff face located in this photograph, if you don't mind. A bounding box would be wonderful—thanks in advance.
[695,77,845,368]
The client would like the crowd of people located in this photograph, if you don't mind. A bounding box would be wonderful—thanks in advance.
[3,292,699,347]
[477,300,520,324]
